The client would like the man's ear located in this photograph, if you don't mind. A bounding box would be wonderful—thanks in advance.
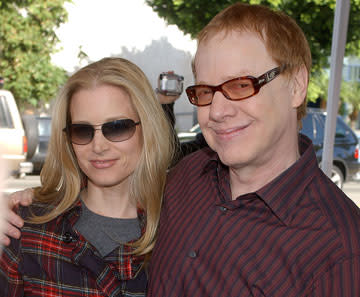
[291,65,308,108]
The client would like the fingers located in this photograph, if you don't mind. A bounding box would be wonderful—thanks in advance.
[0,223,21,245]
[5,206,24,229]
[0,220,22,246]
[156,90,181,104]
[0,188,34,246]
[0,234,11,247]
[8,188,33,207]
[1,194,24,246]
[5,189,32,230]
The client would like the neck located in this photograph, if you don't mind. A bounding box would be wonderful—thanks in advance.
[81,182,137,219]
[229,138,300,199]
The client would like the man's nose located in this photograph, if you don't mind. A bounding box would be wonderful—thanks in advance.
[208,90,236,121]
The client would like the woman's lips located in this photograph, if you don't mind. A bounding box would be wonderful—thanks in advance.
[90,159,116,169]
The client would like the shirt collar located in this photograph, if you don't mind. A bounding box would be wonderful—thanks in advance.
[206,134,319,225]
[59,199,146,228]
[256,134,319,225]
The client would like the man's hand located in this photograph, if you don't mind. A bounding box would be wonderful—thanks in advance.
[0,188,34,246]
[156,90,181,104]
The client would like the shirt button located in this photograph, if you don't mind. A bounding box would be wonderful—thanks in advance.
[63,232,73,243]
[219,206,228,213]
[188,250,198,258]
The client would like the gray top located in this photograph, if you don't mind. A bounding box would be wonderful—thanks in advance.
[74,202,141,257]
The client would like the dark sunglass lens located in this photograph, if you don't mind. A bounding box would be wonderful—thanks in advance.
[102,119,136,142]
[70,124,94,144]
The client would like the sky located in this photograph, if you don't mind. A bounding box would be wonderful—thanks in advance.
[51,0,197,72]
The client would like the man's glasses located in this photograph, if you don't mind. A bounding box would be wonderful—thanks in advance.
[186,67,282,106]
[63,119,141,145]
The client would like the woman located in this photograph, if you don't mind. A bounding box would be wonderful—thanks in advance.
[0,57,174,296]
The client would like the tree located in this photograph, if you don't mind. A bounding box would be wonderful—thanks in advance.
[308,69,329,105]
[340,80,360,128]
[145,0,360,73]
[0,0,70,110]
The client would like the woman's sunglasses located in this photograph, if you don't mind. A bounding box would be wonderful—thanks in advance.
[63,119,141,145]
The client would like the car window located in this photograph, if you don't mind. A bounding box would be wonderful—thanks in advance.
[0,95,14,128]
[193,125,201,134]
[335,118,349,138]
[38,118,51,136]
[313,113,325,141]
[335,117,357,143]
[300,114,314,139]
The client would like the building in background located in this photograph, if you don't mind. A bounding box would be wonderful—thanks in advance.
[51,0,197,131]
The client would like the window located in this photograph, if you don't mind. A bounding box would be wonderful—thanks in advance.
[38,118,51,136]
[0,95,14,128]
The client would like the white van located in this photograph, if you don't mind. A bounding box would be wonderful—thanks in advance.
[0,89,33,177]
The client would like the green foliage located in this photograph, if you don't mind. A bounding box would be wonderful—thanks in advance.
[340,80,360,111]
[146,0,360,72]
[307,71,360,119]
[0,0,70,110]
[308,69,329,103]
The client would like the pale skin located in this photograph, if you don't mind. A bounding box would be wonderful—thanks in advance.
[1,84,143,245]
[195,30,308,199]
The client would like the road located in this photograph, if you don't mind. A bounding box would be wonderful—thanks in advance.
[3,175,360,208]
[342,181,360,207]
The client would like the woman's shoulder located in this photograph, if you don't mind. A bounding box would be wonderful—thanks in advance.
[18,202,55,221]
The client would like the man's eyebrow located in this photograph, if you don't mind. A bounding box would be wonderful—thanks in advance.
[196,70,253,85]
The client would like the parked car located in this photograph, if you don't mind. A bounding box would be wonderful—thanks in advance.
[302,109,360,188]
[23,115,51,174]
[178,109,360,189]
[177,123,201,143]
[0,89,33,177]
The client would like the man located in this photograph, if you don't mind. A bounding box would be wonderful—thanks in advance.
[147,3,360,297]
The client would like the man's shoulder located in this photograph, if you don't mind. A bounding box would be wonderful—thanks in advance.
[169,147,216,176]
[310,171,360,250]
[313,170,359,218]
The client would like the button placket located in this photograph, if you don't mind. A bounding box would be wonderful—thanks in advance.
[219,206,228,213]
[188,250,198,258]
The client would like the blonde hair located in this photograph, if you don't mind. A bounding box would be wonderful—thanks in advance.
[195,2,312,126]
[32,57,175,255]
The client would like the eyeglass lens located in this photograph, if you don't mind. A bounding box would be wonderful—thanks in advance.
[192,78,254,106]
[68,119,139,145]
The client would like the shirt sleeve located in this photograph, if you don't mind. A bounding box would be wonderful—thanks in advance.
[161,103,176,128]
[0,239,24,296]
[307,255,360,297]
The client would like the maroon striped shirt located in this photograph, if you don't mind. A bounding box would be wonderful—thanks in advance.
[148,134,360,297]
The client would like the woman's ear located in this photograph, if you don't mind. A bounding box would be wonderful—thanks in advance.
[291,65,308,108]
